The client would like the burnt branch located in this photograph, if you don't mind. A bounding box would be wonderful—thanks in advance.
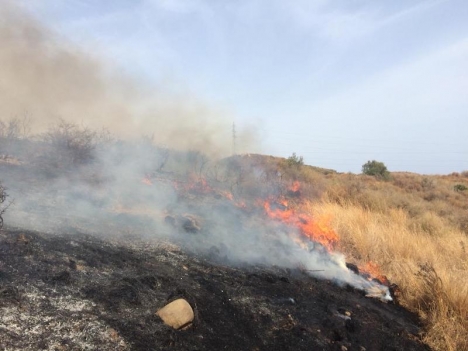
[0,183,9,229]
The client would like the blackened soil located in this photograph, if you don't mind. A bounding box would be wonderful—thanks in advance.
[0,229,430,351]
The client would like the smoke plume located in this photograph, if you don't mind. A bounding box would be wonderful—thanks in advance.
[0,2,390,302]
[0,1,254,155]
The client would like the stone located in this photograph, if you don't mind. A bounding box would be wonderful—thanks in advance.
[156,299,194,329]
[181,215,201,233]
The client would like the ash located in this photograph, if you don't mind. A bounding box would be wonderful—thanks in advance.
[0,229,429,351]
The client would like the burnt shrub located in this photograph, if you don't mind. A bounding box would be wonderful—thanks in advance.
[0,116,30,141]
[0,182,8,228]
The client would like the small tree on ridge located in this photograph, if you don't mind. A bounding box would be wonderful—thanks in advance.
[287,153,304,167]
[362,160,390,180]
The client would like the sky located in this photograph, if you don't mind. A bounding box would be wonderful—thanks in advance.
[15,0,468,174]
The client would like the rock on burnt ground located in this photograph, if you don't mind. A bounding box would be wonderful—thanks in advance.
[0,229,430,351]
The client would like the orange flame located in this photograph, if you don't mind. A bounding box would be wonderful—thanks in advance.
[263,200,338,251]
[359,261,389,286]
[142,177,153,186]
[142,175,390,286]
[220,191,234,201]
[172,176,236,202]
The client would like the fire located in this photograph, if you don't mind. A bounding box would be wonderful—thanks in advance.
[291,181,300,193]
[260,181,339,250]
[143,175,389,292]
[221,191,234,201]
[178,177,235,201]
[235,200,247,209]
[263,200,338,251]
[359,261,390,286]
[142,177,153,186]
[179,177,212,194]
[263,181,389,288]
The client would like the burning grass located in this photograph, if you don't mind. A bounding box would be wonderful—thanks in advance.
[304,200,468,351]
[255,158,468,350]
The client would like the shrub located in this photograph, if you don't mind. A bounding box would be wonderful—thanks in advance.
[0,182,8,228]
[43,120,98,165]
[0,116,30,140]
[362,160,390,180]
[453,184,468,192]
[287,153,304,167]
[41,120,111,170]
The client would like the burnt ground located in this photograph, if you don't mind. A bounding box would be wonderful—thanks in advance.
[0,228,430,351]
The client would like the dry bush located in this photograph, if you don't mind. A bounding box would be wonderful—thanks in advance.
[43,120,98,165]
[329,172,468,235]
[304,200,468,351]
[40,120,112,172]
[0,116,31,159]
[0,116,31,140]
[0,182,8,228]
[415,263,468,351]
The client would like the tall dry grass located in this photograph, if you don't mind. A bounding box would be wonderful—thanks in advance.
[248,157,468,349]
[304,200,468,351]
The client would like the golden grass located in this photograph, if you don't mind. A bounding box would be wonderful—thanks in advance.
[247,157,468,349]
[305,200,468,351]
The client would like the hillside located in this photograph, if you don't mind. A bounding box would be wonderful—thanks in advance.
[246,154,468,351]
[0,229,427,351]
[0,126,466,350]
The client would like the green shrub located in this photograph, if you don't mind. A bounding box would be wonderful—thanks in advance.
[453,184,468,192]
[362,160,390,180]
[287,153,304,167]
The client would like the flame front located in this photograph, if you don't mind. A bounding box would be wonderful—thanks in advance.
[142,176,391,301]
[263,201,338,251]
[359,261,390,286]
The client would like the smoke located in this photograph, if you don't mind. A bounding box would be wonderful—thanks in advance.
[0,3,390,302]
[1,134,390,301]
[0,1,255,156]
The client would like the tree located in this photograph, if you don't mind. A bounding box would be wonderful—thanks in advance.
[287,153,304,167]
[362,160,390,180]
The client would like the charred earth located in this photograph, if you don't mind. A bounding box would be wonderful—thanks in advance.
[0,229,429,351]
[0,137,431,350]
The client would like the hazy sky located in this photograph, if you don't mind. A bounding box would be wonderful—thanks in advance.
[17,0,468,174]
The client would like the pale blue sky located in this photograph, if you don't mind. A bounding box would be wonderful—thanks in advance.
[18,0,468,174]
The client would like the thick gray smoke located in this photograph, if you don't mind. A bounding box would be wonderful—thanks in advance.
[0,2,255,156]
[0,3,390,301]
[1,134,390,301]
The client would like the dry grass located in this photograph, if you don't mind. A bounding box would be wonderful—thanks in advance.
[272,162,468,350]
[303,198,468,351]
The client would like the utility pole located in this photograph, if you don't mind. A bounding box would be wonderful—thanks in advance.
[232,122,237,156]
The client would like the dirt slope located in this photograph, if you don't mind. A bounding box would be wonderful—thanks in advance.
[0,229,430,351]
